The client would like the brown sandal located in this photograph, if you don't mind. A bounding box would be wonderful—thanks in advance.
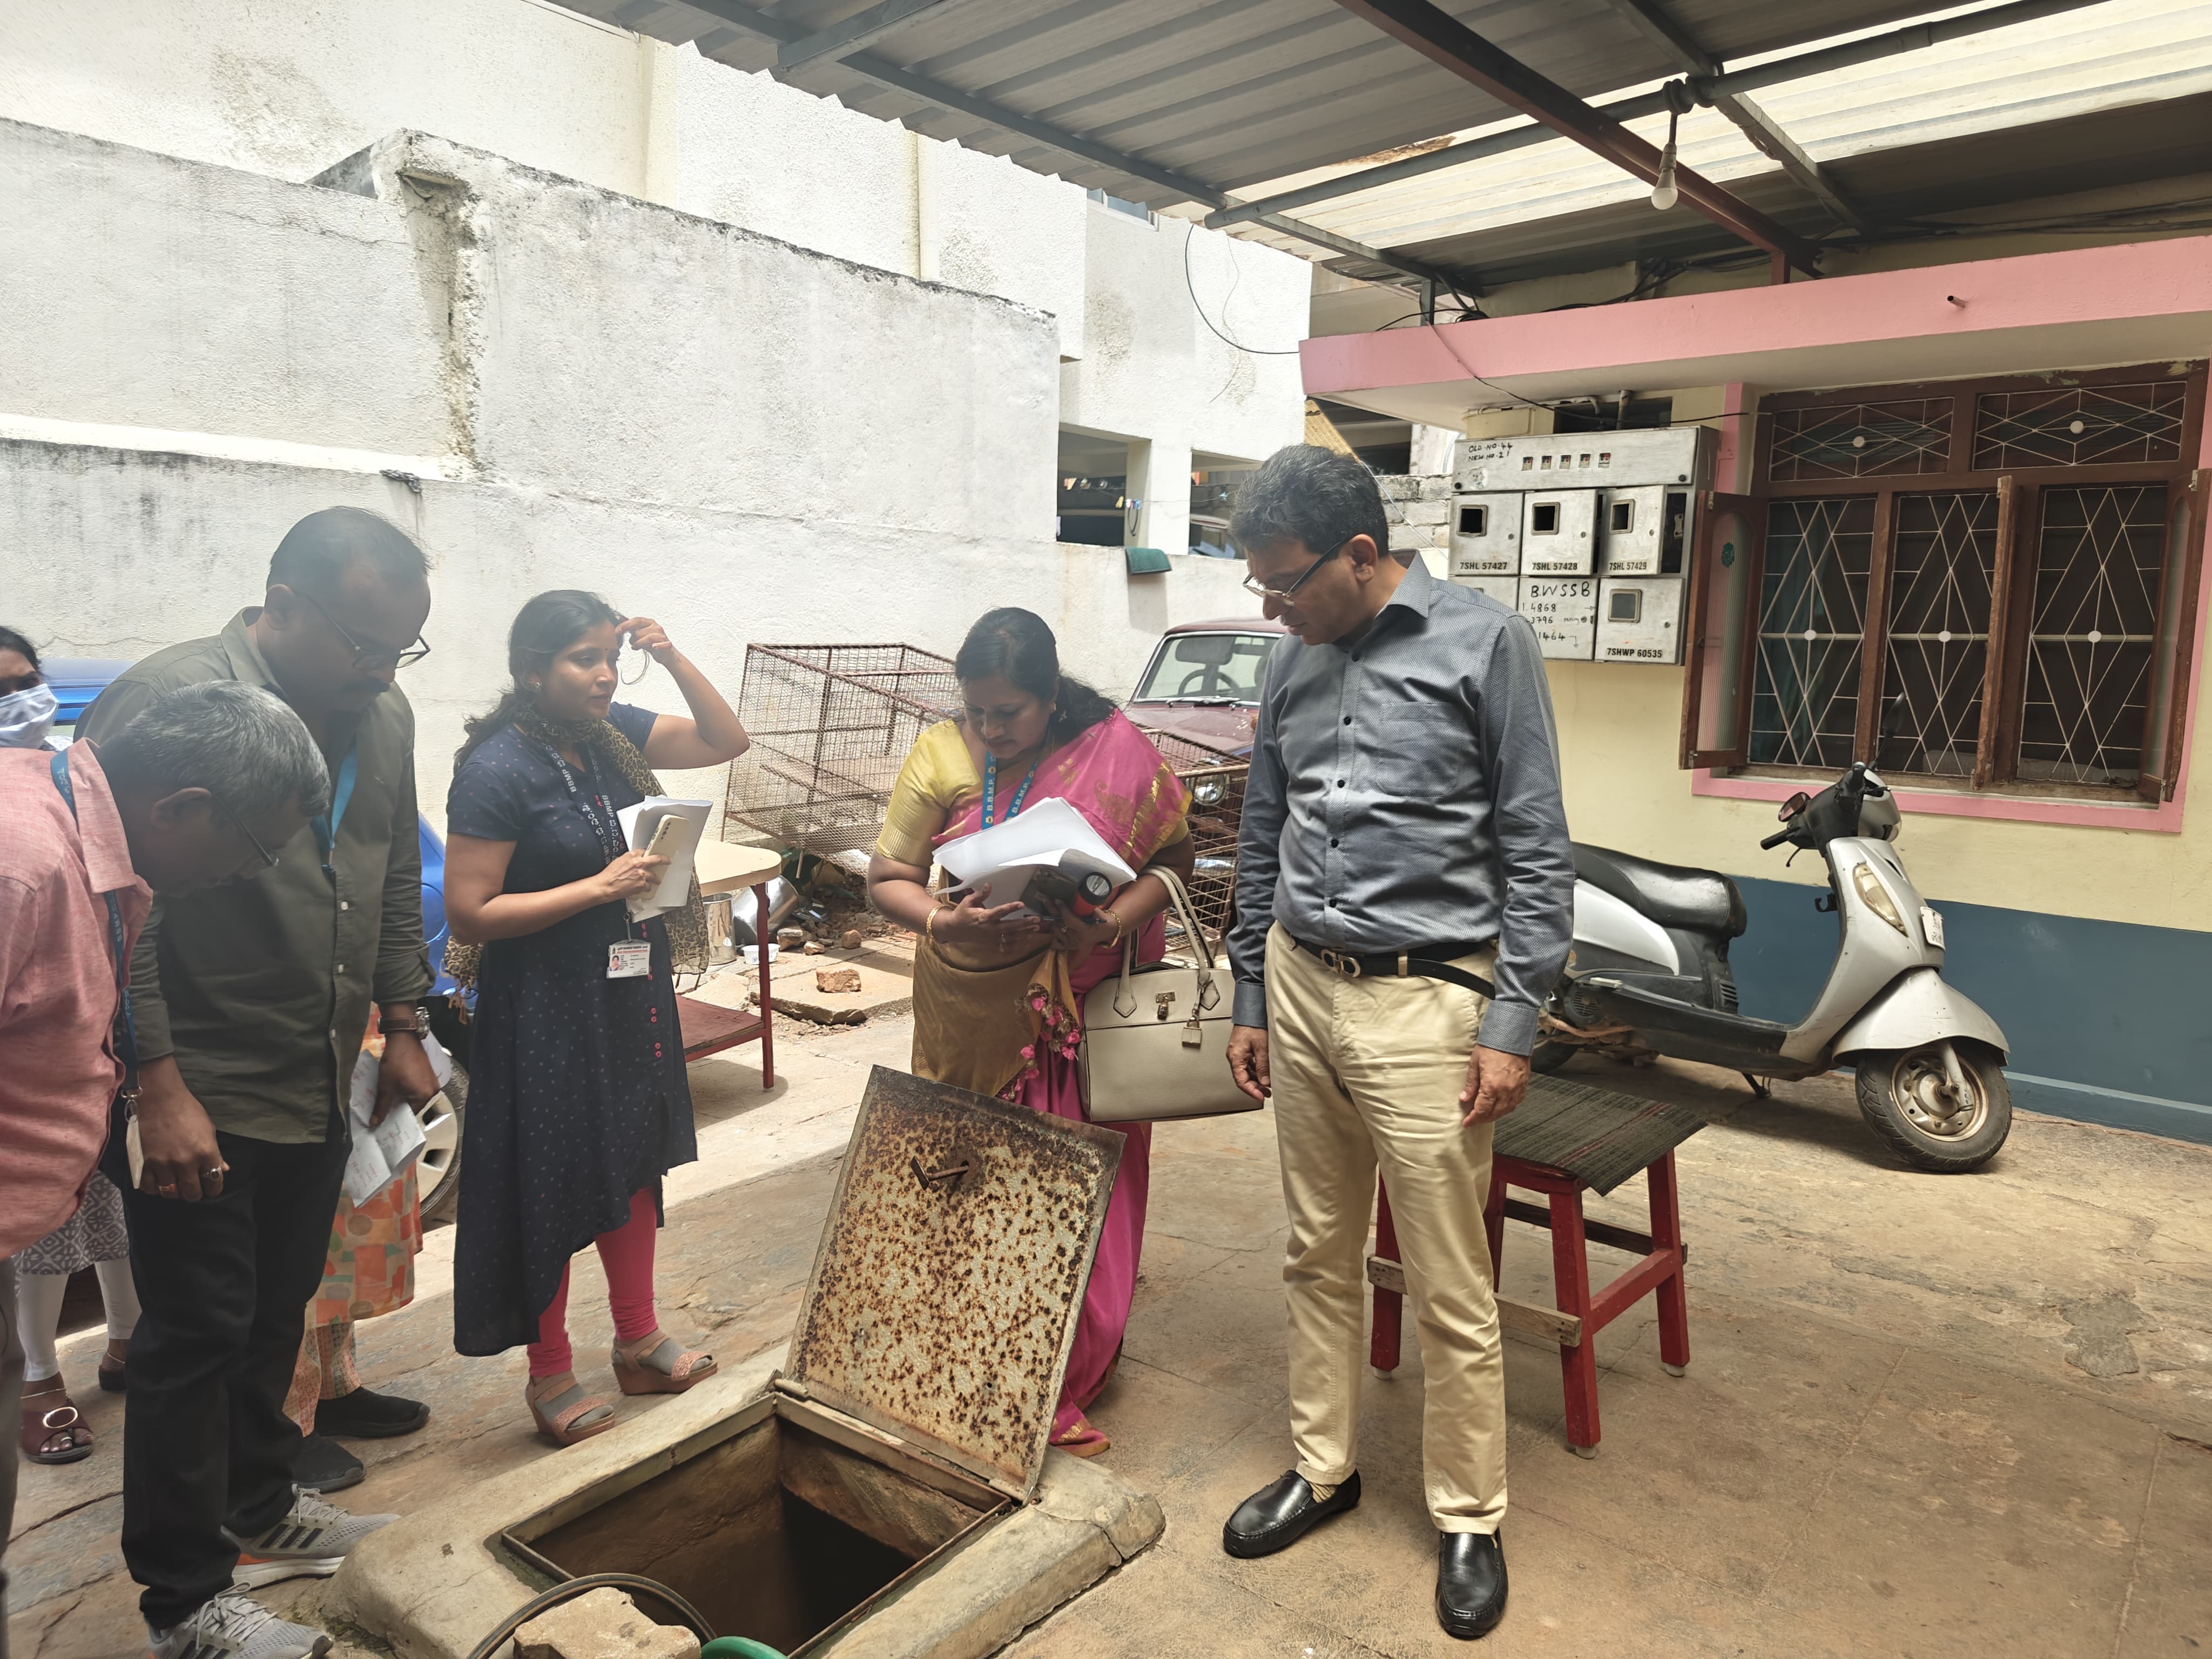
[611,1335,717,1395]
[19,1379,94,1464]
[527,1380,617,1447]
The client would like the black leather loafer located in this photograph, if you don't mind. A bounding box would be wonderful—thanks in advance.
[1436,1530,1508,1639]
[1222,1469,1361,1559]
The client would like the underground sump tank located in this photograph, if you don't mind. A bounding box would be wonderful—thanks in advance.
[334,1068,1165,1659]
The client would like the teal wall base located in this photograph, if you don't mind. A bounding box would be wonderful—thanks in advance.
[1728,875,2212,1147]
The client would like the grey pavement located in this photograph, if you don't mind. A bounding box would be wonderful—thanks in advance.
[10,1022,2210,1659]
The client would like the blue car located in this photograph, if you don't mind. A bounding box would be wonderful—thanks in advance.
[53,660,471,1221]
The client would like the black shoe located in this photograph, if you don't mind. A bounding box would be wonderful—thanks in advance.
[292,1434,364,1494]
[1435,1531,1508,1640]
[314,1387,430,1440]
[1222,1470,1361,1559]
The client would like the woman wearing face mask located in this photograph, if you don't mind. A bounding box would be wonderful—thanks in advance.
[3,625,144,1465]
[866,608,1195,1458]
[441,591,750,1445]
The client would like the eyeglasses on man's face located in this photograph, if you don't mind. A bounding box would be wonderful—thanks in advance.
[1241,536,1353,601]
[300,591,432,672]
[206,788,280,874]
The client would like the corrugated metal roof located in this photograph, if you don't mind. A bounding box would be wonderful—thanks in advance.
[562,0,1943,203]
[1234,0,2212,285]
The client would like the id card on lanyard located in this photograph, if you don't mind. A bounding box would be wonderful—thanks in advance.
[543,743,651,981]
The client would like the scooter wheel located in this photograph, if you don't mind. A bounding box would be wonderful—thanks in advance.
[1853,1042,2011,1172]
[1529,1039,1578,1075]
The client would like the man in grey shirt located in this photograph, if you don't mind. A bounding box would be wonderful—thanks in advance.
[1219,446,1573,1642]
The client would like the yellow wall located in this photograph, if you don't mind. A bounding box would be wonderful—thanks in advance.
[1543,656,2212,929]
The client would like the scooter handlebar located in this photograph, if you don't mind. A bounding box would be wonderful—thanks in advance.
[1759,826,1796,851]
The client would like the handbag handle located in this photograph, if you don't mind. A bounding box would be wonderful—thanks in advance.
[1111,866,1219,1017]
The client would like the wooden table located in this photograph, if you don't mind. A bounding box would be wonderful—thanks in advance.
[678,840,783,1084]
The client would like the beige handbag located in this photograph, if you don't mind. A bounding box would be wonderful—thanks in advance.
[1077,869,1260,1124]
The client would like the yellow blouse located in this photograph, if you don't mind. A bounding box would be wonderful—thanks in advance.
[874,719,1189,867]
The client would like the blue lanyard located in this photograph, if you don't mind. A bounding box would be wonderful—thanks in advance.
[541,741,645,941]
[312,744,359,869]
[541,744,625,864]
[49,750,139,1094]
[981,751,1039,828]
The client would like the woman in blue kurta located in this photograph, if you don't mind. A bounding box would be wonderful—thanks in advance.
[442,591,748,1445]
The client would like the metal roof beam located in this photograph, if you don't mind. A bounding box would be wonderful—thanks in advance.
[1331,0,1824,272]
[1210,0,2108,234]
[1604,0,1871,234]
[775,0,977,79]
[684,0,1486,293]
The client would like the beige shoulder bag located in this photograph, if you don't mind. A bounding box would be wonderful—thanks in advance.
[1077,869,1260,1124]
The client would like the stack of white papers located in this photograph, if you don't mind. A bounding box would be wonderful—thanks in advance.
[343,1030,455,1206]
[935,797,1137,914]
[616,797,714,922]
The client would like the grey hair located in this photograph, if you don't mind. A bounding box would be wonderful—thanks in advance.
[100,682,332,824]
[1230,444,1395,565]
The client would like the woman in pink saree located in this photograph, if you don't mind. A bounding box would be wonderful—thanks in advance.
[868,609,1192,1457]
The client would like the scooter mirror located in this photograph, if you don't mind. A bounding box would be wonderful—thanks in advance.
[1779,792,1810,820]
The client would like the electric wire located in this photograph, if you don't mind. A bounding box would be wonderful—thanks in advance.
[1182,221,1305,355]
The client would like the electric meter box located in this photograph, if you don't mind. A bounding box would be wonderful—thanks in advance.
[1597,485,1665,574]
[1449,493,1521,575]
[1520,489,1597,576]
[1449,574,1520,609]
[1596,577,1687,664]
[1516,575,1599,659]
[1455,426,1716,493]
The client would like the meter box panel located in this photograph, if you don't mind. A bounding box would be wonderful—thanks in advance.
[1517,576,1599,660]
[1449,574,1520,609]
[1596,577,1686,664]
[1456,426,1716,493]
[1449,492,1521,575]
[1521,489,1596,575]
[1597,485,1665,575]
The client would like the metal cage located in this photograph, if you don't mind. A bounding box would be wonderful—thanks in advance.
[724,643,1250,948]
[1142,730,1249,948]
[723,643,963,857]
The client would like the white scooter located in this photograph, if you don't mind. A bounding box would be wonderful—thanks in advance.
[1534,763,2013,1172]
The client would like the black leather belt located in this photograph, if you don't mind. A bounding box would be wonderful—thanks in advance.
[1287,935,1496,1000]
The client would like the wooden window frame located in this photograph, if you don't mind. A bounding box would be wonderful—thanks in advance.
[1682,363,2208,801]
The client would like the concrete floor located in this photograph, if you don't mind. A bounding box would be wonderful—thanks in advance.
[9,1022,2210,1658]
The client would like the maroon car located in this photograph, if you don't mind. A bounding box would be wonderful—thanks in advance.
[1124,617,1285,757]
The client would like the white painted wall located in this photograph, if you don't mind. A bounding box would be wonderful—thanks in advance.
[0,0,1313,545]
[0,123,1264,824]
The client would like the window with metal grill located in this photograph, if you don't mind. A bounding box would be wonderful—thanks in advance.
[1681,365,2207,804]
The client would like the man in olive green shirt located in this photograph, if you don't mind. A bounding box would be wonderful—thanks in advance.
[80,508,440,1654]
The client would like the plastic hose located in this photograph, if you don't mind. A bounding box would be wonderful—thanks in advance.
[701,1641,790,1659]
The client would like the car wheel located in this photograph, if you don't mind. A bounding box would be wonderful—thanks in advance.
[416,1058,466,1224]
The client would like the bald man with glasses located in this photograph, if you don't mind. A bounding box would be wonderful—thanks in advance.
[79,508,441,1659]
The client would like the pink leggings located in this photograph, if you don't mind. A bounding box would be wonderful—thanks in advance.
[526,1189,661,1378]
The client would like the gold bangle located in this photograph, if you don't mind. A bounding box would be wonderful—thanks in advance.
[1102,909,1126,947]
[925,908,941,943]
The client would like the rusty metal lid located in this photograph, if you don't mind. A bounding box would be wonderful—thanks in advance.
[786,1066,1126,1501]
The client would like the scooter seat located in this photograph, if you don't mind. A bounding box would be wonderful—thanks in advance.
[1573,844,1748,939]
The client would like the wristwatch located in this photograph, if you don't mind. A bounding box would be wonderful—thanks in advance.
[379,1005,431,1039]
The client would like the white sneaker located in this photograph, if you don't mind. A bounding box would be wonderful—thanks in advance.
[224,1487,397,1588]
[147,1586,332,1659]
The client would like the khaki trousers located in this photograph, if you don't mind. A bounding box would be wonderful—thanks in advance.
[1266,925,1507,1534]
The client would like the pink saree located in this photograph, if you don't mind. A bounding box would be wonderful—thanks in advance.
[908,712,1188,1447]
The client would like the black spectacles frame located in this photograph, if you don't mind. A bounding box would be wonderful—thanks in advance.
[299,591,431,671]
[207,788,280,870]
[1242,536,1353,601]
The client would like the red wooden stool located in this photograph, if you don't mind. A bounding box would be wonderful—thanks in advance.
[1368,1151,1689,1458]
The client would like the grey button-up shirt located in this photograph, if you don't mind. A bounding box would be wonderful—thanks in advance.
[1227,558,1575,1056]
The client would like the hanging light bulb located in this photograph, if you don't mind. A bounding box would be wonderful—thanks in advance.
[1650,104,1681,211]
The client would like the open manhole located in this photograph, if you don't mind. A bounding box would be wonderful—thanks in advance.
[489,1067,1130,1656]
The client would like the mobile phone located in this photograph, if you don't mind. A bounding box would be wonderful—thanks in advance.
[643,815,682,861]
